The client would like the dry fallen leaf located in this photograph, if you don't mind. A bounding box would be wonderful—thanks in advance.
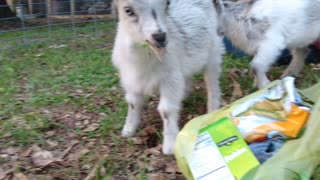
[79,148,90,157]
[46,131,56,137]
[83,123,99,132]
[228,70,244,102]
[60,140,79,159]
[0,154,9,162]
[48,44,67,49]
[144,148,161,156]
[139,125,157,137]
[0,167,15,180]
[75,122,83,128]
[128,137,145,145]
[83,120,90,125]
[84,154,108,180]
[75,113,83,120]
[232,78,243,98]
[229,68,249,78]
[165,162,179,173]
[46,140,58,149]
[101,146,111,154]
[84,93,94,98]
[148,173,168,180]
[0,169,9,180]
[13,173,28,180]
[31,150,62,167]
[82,164,91,170]
[110,175,127,180]
[20,147,33,157]
[99,166,107,177]
[98,113,107,120]
[75,89,84,94]
[86,141,96,148]
[4,147,20,155]
[148,158,166,171]
[311,63,320,70]
[26,174,54,180]
[31,145,42,153]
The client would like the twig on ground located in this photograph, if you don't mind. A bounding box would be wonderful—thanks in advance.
[84,154,108,180]
[60,140,79,159]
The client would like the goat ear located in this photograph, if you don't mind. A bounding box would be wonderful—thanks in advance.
[111,0,119,21]
[213,0,224,14]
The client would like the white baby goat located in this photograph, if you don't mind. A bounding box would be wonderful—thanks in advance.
[215,0,320,88]
[112,0,224,154]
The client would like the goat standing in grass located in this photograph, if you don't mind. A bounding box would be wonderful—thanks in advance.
[215,0,320,89]
[112,0,224,154]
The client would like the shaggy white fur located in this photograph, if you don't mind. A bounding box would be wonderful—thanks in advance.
[112,0,224,154]
[215,0,320,88]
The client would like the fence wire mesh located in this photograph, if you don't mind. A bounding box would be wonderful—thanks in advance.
[0,0,115,53]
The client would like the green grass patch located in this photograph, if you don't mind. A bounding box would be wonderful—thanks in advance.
[0,23,124,146]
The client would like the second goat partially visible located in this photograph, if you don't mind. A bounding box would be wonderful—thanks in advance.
[215,0,320,88]
[112,0,224,154]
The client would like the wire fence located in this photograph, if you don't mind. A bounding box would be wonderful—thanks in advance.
[0,0,115,53]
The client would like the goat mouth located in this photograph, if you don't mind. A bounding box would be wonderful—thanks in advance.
[145,40,167,61]
[146,40,166,50]
[155,41,168,49]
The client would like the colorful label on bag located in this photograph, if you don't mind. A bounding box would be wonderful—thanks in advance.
[188,117,260,180]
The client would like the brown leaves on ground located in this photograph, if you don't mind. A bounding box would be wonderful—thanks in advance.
[0,70,259,180]
[0,72,237,180]
[13,173,29,180]
[0,102,186,180]
[0,168,14,180]
[311,63,320,70]
[227,68,247,102]
[0,70,251,180]
[31,150,63,167]
[104,142,183,180]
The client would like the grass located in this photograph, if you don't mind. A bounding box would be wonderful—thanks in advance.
[0,18,115,52]
[0,27,128,179]
[0,22,320,179]
[0,28,123,146]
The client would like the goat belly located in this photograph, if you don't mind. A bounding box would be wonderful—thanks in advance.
[120,69,162,96]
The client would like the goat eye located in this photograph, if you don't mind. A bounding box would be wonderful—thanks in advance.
[124,7,135,16]
[166,0,170,12]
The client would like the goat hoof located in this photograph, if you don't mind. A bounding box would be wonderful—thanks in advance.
[162,144,174,155]
[162,135,177,155]
[253,77,271,89]
[121,129,136,137]
[121,118,140,137]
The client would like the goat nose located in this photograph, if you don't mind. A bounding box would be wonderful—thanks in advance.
[152,32,166,43]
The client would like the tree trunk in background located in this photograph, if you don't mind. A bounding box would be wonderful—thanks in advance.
[0,1,15,18]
